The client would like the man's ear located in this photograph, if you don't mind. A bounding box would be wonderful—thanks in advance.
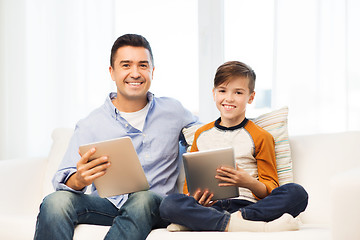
[109,66,115,81]
[248,91,255,104]
[151,67,155,80]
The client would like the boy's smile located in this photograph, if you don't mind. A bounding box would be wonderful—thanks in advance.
[213,77,255,128]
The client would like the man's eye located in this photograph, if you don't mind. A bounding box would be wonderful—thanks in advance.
[140,64,148,68]
[121,64,130,68]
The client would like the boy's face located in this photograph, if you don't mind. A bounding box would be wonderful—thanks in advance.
[213,77,255,128]
[109,46,154,103]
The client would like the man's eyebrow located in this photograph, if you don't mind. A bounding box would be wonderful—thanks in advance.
[119,60,132,64]
[119,60,149,64]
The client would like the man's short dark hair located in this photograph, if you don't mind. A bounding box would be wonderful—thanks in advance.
[110,34,154,68]
[214,61,256,93]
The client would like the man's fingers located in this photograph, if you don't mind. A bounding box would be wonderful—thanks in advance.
[79,147,96,164]
[86,156,109,170]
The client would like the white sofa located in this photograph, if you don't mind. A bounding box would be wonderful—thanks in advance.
[1,128,360,240]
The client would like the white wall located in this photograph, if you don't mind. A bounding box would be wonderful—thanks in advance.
[1,0,359,160]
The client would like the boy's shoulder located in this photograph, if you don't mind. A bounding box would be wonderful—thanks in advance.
[245,119,274,141]
[194,121,216,136]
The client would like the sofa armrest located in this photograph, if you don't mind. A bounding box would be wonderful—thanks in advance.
[0,157,47,215]
[331,167,360,240]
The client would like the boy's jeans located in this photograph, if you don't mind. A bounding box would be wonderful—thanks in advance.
[34,190,166,240]
[160,183,308,231]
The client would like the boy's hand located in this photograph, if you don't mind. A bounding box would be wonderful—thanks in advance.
[65,147,110,191]
[216,165,268,199]
[192,189,218,207]
[215,165,253,188]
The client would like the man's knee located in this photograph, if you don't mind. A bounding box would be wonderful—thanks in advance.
[39,191,76,220]
[128,191,163,210]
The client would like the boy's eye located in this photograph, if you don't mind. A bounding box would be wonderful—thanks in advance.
[218,89,226,93]
[236,91,243,95]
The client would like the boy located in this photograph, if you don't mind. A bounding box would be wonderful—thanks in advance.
[159,61,308,232]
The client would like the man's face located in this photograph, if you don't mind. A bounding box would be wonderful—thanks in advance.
[213,77,255,127]
[109,46,154,103]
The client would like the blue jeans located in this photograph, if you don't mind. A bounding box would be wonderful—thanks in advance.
[34,190,166,240]
[160,183,308,231]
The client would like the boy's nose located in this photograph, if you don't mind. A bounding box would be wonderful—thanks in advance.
[225,93,234,102]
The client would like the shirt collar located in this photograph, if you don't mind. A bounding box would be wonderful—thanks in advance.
[215,117,248,131]
[105,92,154,119]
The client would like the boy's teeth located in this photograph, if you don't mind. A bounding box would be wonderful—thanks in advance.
[224,105,235,110]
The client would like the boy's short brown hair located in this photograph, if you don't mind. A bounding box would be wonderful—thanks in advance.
[214,61,256,93]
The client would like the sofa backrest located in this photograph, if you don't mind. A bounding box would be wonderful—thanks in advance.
[42,128,74,197]
[290,131,360,225]
[46,128,360,226]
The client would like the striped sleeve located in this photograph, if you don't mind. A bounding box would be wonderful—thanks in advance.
[245,121,279,196]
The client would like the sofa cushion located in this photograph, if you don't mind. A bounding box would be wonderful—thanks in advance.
[252,106,293,185]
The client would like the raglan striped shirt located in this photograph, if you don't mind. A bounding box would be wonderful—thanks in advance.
[183,118,279,202]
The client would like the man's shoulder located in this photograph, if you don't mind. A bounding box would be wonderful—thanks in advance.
[76,102,109,128]
[153,95,182,106]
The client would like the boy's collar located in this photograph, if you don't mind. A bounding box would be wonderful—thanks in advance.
[215,117,248,131]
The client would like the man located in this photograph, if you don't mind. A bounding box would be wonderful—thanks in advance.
[34,34,198,240]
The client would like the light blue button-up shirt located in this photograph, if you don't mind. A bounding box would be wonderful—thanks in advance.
[53,92,198,208]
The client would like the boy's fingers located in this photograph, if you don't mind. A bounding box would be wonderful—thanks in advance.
[193,189,202,200]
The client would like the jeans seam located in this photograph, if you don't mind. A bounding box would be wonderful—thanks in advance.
[220,212,231,231]
[77,209,117,219]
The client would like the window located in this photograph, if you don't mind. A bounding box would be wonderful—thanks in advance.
[114,0,199,114]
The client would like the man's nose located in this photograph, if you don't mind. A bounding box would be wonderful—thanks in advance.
[129,66,141,78]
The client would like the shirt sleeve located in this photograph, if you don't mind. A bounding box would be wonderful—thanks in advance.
[253,130,279,196]
[182,127,201,194]
[52,123,92,193]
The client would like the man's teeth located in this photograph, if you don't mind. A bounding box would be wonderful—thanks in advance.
[128,82,142,86]
[223,105,235,110]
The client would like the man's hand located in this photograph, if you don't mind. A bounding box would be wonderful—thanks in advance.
[192,189,218,207]
[65,147,110,191]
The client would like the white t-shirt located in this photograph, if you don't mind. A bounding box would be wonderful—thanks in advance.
[119,102,150,132]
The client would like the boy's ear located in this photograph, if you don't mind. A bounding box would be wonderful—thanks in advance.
[248,91,255,104]
[212,88,216,101]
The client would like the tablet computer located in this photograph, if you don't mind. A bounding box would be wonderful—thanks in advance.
[79,137,149,198]
[183,147,239,201]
